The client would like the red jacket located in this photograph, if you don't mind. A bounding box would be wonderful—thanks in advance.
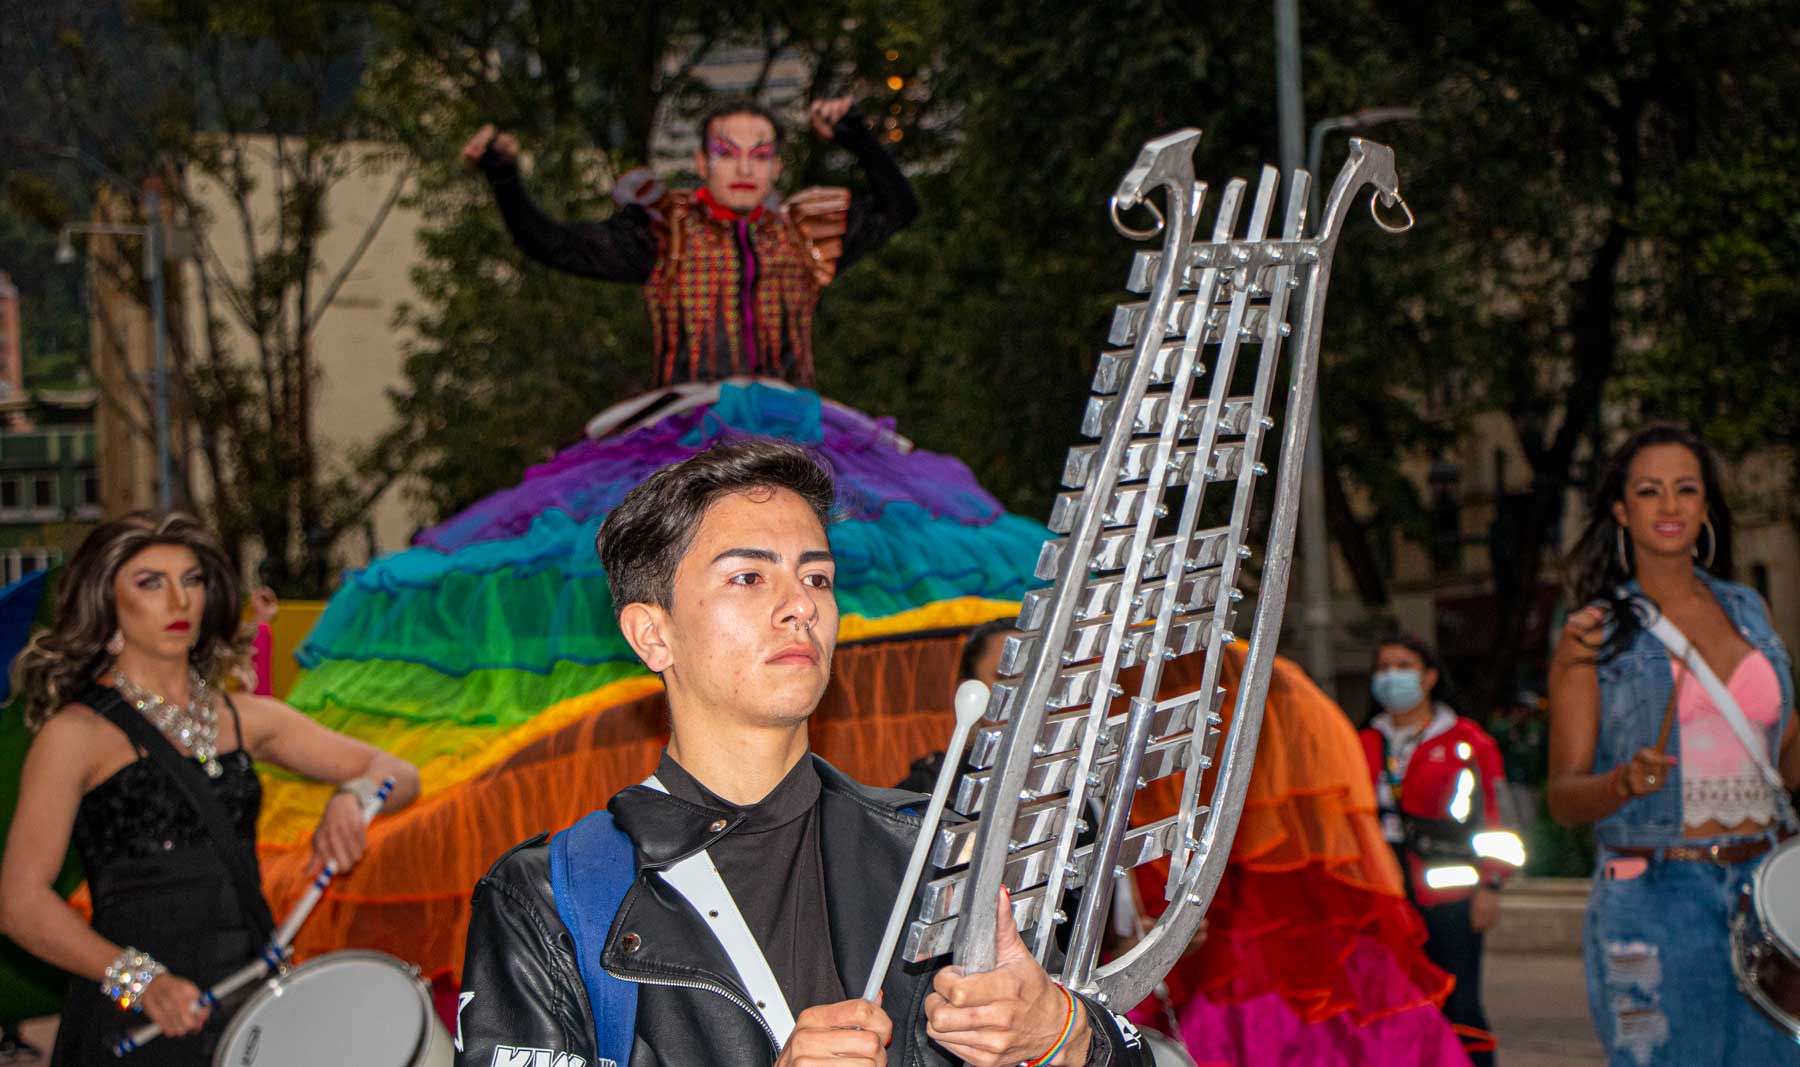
[1359,708,1522,906]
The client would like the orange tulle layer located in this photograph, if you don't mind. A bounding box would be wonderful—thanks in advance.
[70,634,1451,1032]
[258,633,971,979]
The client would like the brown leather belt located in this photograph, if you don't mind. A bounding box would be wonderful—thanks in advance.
[1610,836,1784,865]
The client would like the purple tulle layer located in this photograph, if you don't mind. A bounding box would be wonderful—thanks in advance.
[420,385,1008,552]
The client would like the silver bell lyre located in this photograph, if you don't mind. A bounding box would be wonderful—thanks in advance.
[861,127,1409,1011]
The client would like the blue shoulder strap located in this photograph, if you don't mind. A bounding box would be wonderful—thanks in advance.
[549,810,639,1067]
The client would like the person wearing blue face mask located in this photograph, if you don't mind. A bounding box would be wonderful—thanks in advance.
[1358,634,1519,1066]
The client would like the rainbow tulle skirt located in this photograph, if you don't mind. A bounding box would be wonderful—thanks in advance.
[259,381,1039,977]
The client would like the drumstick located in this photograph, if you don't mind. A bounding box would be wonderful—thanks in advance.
[1656,651,1691,755]
[112,778,395,1056]
[860,680,989,1001]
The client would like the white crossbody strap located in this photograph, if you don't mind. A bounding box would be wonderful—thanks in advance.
[642,775,797,1047]
[1640,613,1786,795]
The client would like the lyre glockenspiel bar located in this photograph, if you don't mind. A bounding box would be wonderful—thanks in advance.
[895,127,1407,1011]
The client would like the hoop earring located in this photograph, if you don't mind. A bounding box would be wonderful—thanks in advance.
[105,630,125,657]
[1615,525,1631,575]
[1696,517,1717,570]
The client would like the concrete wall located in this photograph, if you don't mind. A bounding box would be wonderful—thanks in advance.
[178,138,425,568]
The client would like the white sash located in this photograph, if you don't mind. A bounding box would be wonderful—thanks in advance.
[642,775,797,1047]
[1639,611,1795,823]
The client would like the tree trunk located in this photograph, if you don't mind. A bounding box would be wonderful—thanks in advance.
[1323,454,1389,607]
[1471,215,1630,718]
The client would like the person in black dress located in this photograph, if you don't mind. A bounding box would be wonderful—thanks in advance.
[0,514,420,1064]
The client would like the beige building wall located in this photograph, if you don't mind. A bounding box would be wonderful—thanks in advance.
[89,217,164,518]
[1718,450,1800,652]
[179,137,424,569]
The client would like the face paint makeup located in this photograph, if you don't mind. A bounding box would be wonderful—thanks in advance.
[708,137,778,161]
[697,113,782,213]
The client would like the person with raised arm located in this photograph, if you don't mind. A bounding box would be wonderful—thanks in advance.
[462,97,918,389]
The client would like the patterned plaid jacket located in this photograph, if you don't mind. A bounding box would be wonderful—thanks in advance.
[480,113,918,390]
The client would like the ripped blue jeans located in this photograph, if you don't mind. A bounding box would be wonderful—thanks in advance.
[1583,838,1800,1066]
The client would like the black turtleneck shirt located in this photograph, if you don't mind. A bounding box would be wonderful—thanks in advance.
[653,751,846,1014]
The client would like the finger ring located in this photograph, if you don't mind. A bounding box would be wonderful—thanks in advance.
[1645,775,1657,786]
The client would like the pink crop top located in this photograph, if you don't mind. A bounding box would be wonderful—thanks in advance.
[1674,650,1781,828]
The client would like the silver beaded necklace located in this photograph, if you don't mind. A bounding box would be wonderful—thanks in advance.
[114,668,223,778]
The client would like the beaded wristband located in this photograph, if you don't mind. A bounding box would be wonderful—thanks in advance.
[101,946,166,1012]
[1020,983,1077,1067]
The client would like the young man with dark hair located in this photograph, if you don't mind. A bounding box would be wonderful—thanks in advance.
[461,98,918,389]
[455,441,1143,1067]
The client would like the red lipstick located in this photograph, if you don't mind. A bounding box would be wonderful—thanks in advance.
[166,621,192,632]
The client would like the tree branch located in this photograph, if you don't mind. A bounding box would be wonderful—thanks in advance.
[304,161,410,331]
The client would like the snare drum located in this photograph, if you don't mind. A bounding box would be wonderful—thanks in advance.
[213,949,451,1067]
[1731,836,1800,1039]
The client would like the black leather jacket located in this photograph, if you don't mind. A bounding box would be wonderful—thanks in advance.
[455,756,1146,1067]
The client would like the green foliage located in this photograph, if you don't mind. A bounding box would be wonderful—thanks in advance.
[0,202,90,391]
[814,0,1457,534]
[1524,808,1595,879]
[1626,137,1800,496]
[357,1,706,517]
[369,0,1800,635]
[10,0,1796,627]
[2,0,400,594]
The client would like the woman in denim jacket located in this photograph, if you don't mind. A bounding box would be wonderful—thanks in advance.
[1548,425,1800,1066]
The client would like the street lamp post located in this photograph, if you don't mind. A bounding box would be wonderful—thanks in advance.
[1273,0,1347,696]
[58,190,174,511]
[1295,109,1419,697]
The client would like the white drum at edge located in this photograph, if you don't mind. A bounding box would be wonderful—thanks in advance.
[212,949,451,1067]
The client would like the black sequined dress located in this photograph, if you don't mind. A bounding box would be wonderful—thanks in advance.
[51,698,264,1066]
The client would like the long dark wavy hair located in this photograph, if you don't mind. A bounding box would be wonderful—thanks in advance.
[1566,425,1733,663]
[11,513,245,729]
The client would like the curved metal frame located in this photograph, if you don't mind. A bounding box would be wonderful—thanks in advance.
[895,130,1407,1011]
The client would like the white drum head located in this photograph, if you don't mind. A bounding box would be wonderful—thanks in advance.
[1756,839,1800,951]
[214,950,433,1067]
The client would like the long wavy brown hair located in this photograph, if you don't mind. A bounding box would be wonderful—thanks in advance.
[12,513,244,730]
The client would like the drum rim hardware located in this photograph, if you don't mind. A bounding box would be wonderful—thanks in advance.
[212,948,448,1067]
[1729,840,1800,1040]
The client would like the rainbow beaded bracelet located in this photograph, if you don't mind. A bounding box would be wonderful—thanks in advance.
[1020,983,1078,1067]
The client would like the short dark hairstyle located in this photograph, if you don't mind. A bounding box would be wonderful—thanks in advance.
[597,441,834,616]
[959,618,1019,682]
[695,98,786,152]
